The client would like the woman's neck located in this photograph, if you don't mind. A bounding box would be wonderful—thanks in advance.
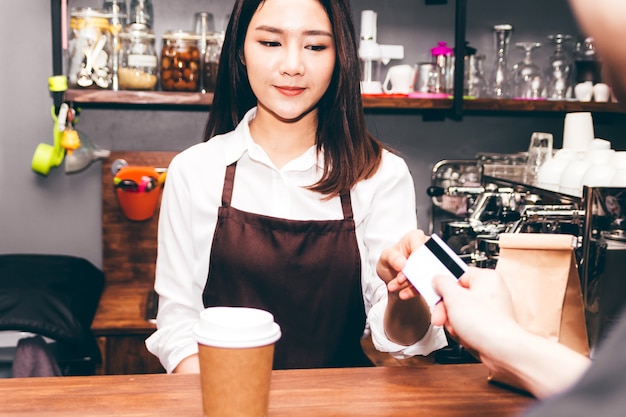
[249,107,318,169]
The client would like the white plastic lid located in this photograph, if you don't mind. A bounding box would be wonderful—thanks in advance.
[193,307,281,348]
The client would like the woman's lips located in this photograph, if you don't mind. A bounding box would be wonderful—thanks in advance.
[275,86,306,96]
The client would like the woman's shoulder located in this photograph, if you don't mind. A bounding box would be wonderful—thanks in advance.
[352,149,413,195]
[377,149,411,178]
[170,130,238,169]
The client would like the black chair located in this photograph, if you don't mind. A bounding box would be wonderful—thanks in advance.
[0,254,104,377]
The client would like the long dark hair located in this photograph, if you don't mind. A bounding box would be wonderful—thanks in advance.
[204,0,384,197]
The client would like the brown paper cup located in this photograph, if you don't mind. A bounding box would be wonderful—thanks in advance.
[198,343,274,417]
[193,307,281,417]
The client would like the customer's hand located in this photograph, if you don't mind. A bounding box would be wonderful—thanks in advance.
[431,267,591,398]
[377,230,426,299]
[431,268,519,355]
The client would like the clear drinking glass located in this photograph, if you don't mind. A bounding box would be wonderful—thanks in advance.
[511,42,545,99]
[129,0,153,28]
[103,0,127,91]
[524,132,554,185]
[103,0,127,25]
[545,34,573,100]
[488,24,513,98]
[465,53,486,98]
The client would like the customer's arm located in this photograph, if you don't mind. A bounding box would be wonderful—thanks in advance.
[431,269,591,399]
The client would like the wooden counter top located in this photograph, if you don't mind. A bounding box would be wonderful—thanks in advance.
[0,365,534,416]
[92,285,156,335]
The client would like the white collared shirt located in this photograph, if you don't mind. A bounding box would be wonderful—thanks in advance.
[146,108,446,372]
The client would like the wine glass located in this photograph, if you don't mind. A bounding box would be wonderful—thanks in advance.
[511,42,545,99]
[488,24,513,98]
[545,34,573,100]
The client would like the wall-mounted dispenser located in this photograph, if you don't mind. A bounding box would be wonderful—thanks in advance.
[358,10,405,94]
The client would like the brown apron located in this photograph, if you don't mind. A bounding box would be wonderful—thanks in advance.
[203,162,372,369]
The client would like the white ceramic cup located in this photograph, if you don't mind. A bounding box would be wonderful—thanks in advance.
[559,159,591,197]
[584,148,615,165]
[383,64,416,94]
[593,83,611,102]
[587,137,612,151]
[562,112,594,152]
[611,151,626,170]
[582,163,617,188]
[536,148,579,192]
[582,146,616,188]
[574,81,594,102]
[611,167,626,186]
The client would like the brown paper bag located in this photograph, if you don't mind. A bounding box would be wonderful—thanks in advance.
[490,233,590,390]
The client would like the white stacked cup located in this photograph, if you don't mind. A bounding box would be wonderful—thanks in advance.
[562,112,595,154]
[611,152,626,186]
[536,148,580,192]
[581,139,616,189]
[559,157,591,197]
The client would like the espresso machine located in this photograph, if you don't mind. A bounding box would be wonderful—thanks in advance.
[428,156,626,352]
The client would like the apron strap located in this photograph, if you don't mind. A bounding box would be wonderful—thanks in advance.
[221,162,237,207]
[340,192,354,220]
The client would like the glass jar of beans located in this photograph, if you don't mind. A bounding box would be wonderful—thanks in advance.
[160,30,201,92]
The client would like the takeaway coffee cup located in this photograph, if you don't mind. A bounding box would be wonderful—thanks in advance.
[193,307,281,417]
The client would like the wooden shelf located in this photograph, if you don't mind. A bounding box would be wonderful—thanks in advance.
[463,98,626,114]
[362,95,453,110]
[63,89,626,114]
[64,89,214,106]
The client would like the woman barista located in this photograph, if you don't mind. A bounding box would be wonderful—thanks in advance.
[146,0,446,373]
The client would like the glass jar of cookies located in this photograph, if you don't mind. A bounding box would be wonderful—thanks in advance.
[160,30,201,92]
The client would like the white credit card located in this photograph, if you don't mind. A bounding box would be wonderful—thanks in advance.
[402,233,468,306]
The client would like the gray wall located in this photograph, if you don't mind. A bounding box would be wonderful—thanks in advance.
[3,0,626,268]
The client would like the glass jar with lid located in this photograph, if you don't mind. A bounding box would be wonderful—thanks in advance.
[68,7,114,89]
[160,30,201,92]
[119,23,158,90]
[202,32,224,93]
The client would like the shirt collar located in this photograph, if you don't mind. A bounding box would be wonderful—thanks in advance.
[223,107,324,171]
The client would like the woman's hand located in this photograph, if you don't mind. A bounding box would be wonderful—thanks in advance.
[376,229,426,300]
[172,354,200,374]
[377,229,432,345]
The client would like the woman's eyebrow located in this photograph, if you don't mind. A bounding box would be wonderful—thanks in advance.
[254,25,333,37]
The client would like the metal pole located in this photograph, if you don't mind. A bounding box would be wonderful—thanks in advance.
[51,0,64,113]
[452,0,467,120]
